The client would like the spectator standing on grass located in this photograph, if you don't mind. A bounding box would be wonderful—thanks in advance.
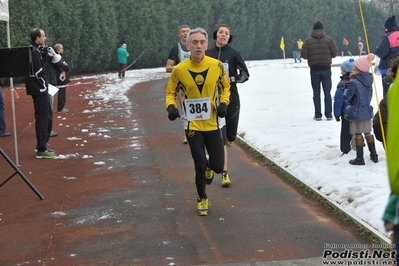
[301,21,339,121]
[117,43,129,78]
[375,15,399,97]
[343,54,378,165]
[297,38,303,58]
[292,38,301,63]
[334,58,354,155]
[342,38,352,57]
[358,36,365,56]
[373,55,399,147]
[54,43,71,114]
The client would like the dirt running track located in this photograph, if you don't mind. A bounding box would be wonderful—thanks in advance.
[0,75,374,266]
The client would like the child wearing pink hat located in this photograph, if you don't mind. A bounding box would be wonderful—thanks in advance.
[343,54,379,165]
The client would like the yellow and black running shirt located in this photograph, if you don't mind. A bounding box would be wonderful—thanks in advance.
[165,56,230,131]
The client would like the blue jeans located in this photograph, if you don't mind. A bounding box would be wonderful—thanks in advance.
[293,51,301,63]
[310,69,332,119]
[0,88,6,132]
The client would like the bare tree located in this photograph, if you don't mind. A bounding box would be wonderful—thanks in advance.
[366,0,399,14]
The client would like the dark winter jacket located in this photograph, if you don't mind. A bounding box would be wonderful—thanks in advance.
[375,27,399,72]
[292,40,299,52]
[206,44,249,103]
[25,41,48,96]
[333,74,350,118]
[44,55,63,86]
[39,50,69,88]
[56,56,71,87]
[301,29,339,70]
[343,72,374,121]
[373,96,387,143]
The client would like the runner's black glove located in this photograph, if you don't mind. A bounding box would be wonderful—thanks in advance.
[217,102,228,118]
[167,105,180,121]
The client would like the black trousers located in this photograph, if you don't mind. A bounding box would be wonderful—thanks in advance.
[340,114,352,154]
[32,93,52,152]
[57,86,66,111]
[186,129,224,199]
[225,100,240,142]
[381,74,390,97]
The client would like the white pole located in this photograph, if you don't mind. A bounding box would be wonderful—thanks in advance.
[6,21,19,165]
[283,49,286,69]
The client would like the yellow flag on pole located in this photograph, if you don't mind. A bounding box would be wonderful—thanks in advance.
[280,36,285,50]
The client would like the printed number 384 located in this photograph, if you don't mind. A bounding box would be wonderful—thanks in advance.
[189,103,208,114]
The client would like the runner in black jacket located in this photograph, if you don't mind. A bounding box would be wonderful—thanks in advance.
[206,24,249,187]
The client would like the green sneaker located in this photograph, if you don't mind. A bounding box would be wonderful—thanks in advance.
[35,147,56,153]
[36,150,57,159]
[197,198,210,216]
[222,171,231,187]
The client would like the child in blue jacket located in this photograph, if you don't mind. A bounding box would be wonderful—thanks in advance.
[334,58,354,155]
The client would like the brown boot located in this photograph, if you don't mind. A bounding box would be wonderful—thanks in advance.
[349,137,365,165]
[365,135,378,163]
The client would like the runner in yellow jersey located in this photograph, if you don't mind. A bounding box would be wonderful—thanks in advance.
[165,27,231,216]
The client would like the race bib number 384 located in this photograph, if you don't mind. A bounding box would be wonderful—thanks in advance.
[185,97,211,121]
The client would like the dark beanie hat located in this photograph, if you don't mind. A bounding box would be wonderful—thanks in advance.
[313,21,323,30]
[385,15,398,29]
